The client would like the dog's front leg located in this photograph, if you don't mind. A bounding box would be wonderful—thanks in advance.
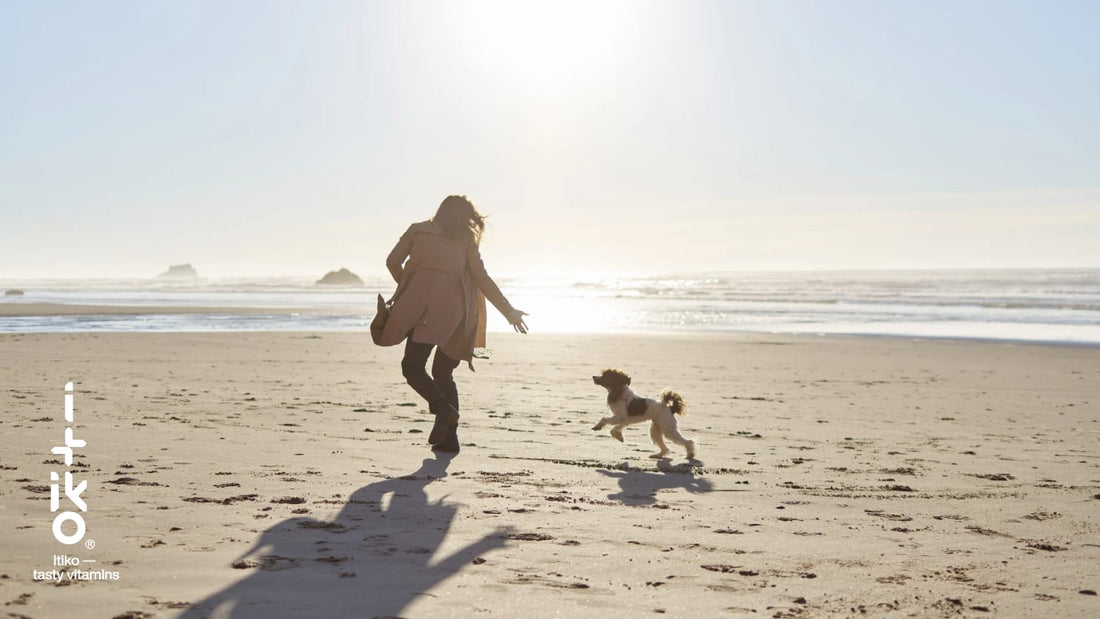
[592,416,614,431]
[610,425,625,442]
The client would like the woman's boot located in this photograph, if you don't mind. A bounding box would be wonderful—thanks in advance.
[431,422,459,453]
[428,398,459,446]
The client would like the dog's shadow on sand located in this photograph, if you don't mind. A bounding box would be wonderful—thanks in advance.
[180,454,511,619]
[597,459,714,506]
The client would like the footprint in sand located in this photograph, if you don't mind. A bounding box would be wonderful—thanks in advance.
[865,509,912,522]
[506,532,553,541]
[965,525,1012,538]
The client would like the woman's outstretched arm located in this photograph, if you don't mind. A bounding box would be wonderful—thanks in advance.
[467,247,528,333]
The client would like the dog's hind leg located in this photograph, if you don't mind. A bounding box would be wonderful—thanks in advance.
[649,422,670,458]
[660,417,696,459]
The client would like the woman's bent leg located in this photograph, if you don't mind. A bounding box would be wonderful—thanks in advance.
[401,339,444,404]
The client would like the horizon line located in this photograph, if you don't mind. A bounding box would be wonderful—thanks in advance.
[3,264,1100,284]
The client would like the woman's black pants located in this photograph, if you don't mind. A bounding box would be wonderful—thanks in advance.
[401,339,461,411]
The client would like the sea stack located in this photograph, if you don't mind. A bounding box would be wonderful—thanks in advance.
[316,268,364,286]
[159,263,199,279]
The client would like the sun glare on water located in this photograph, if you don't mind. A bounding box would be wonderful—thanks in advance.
[484,285,627,334]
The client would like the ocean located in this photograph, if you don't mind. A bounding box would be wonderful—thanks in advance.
[2,269,1099,345]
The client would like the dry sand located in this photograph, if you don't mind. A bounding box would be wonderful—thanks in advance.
[1,330,1098,618]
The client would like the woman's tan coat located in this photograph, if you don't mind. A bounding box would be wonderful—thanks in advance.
[377,221,513,365]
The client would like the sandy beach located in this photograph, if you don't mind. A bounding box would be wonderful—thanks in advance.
[6,1,1099,616]
[2,329,1098,618]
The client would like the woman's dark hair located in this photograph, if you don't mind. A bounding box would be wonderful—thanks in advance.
[432,195,485,247]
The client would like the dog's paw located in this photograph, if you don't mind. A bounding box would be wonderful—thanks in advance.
[649,452,671,459]
[610,429,624,442]
[592,423,603,431]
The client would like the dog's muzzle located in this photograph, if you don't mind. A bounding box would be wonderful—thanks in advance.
[592,376,602,384]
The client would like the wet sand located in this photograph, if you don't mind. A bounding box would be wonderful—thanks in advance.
[0,303,349,317]
[1,331,1098,617]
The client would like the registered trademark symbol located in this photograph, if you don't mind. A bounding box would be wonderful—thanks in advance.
[85,539,95,550]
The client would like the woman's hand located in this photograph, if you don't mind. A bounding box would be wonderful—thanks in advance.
[507,309,529,334]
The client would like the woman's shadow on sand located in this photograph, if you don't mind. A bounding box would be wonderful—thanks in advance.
[596,459,714,506]
[180,454,511,619]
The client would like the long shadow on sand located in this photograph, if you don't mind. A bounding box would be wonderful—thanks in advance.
[180,454,510,619]
[597,459,714,505]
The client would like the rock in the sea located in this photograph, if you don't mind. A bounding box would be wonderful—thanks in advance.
[4,289,24,296]
[316,268,364,286]
[159,263,199,279]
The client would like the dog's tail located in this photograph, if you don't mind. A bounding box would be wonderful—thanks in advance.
[661,389,687,416]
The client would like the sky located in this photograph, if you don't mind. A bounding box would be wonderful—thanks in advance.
[1,0,1098,279]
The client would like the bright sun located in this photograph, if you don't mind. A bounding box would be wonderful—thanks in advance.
[445,0,646,99]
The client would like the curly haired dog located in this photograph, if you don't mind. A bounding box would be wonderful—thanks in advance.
[592,368,696,459]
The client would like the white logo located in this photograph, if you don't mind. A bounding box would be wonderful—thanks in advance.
[50,382,88,545]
